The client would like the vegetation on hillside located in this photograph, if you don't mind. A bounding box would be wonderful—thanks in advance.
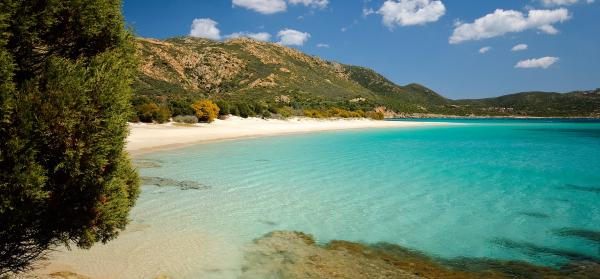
[132,37,599,120]
[0,0,139,274]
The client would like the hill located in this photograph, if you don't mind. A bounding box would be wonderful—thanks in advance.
[132,37,600,120]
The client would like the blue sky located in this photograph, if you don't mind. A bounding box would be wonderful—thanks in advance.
[123,0,600,99]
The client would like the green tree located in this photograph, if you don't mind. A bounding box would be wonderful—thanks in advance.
[191,99,220,123]
[0,0,139,274]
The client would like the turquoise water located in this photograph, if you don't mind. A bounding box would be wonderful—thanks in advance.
[137,120,600,269]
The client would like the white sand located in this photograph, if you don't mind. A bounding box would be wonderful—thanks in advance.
[127,116,446,155]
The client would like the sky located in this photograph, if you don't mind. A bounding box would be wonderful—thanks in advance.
[122,0,600,99]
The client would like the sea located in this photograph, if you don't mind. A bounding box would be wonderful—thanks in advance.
[47,119,600,278]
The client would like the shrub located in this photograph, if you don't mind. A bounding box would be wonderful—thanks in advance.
[173,115,198,124]
[367,111,385,120]
[191,99,220,122]
[304,109,325,118]
[261,110,272,119]
[215,100,231,116]
[169,98,195,116]
[278,106,294,118]
[237,103,253,118]
[136,103,171,123]
[155,105,171,123]
[137,103,160,123]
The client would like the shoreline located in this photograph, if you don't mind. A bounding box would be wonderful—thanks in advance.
[387,114,600,119]
[126,116,450,156]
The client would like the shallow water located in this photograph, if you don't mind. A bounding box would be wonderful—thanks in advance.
[47,120,600,278]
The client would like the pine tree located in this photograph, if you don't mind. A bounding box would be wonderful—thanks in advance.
[0,0,139,274]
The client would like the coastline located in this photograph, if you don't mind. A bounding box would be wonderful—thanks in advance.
[386,113,600,119]
[126,116,450,156]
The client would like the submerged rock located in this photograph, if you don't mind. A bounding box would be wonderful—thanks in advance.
[141,176,209,190]
[132,159,163,169]
[241,231,600,279]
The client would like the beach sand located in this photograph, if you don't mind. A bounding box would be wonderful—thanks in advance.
[127,116,446,155]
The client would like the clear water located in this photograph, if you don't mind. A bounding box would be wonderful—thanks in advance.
[50,120,600,278]
[140,119,599,259]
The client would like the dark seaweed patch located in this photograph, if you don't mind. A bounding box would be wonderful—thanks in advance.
[517,211,551,219]
[560,184,600,193]
[141,176,209,190]
[258,220,278,226]
[491,238,600,262]
[554,228,600,245]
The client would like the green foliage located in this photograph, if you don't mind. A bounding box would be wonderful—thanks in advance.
[135,102,170,123]
[215,100,231,116]
[191,99,220,123]
[172,115,198,124]
[0,0,139,274]
[236,103,254,118]
[277,106,294,118]
[168,98,196,117]
[303,107,372,119]
[366,111,385,120]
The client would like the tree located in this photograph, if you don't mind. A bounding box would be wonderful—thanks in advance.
[135,102,171,123]
[0,0,139,274]
[190,99,220,123]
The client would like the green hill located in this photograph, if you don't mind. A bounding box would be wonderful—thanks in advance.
[455,90,600,117]
[133,37,600,120]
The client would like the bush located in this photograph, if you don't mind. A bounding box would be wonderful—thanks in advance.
[191,99,220,122]
[304,109,326,118]
[236,103,253,118]
[367,111,385,120]
[215,100,231,116]
[136,102,171,123]
[169,98,195,116]
[278,106,294,118]
[261,110,272,119]
[173,115,199,124]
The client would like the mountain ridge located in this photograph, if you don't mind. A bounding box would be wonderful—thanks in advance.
[133,36,600,118]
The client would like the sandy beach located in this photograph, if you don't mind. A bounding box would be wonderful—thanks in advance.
[126,117,446,155]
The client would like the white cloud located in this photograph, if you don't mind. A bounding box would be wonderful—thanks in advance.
[479,46,492,54]
[226,32,272,41]
[540,0,594,6]
[316,43,330,48]
[363,8,376,17]
[515,56,559,69]
[288,0,329,9]
[511,43,528,51]
[378,0,446,28]
[450,8,571,44]
[232,0,287,14]
[190,18,221,40]
[277,29,311,46]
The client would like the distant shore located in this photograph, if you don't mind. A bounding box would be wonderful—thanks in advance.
[126,116,449,156]
[387,113,600,119]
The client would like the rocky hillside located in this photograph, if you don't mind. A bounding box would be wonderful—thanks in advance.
[134,37,600,117]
